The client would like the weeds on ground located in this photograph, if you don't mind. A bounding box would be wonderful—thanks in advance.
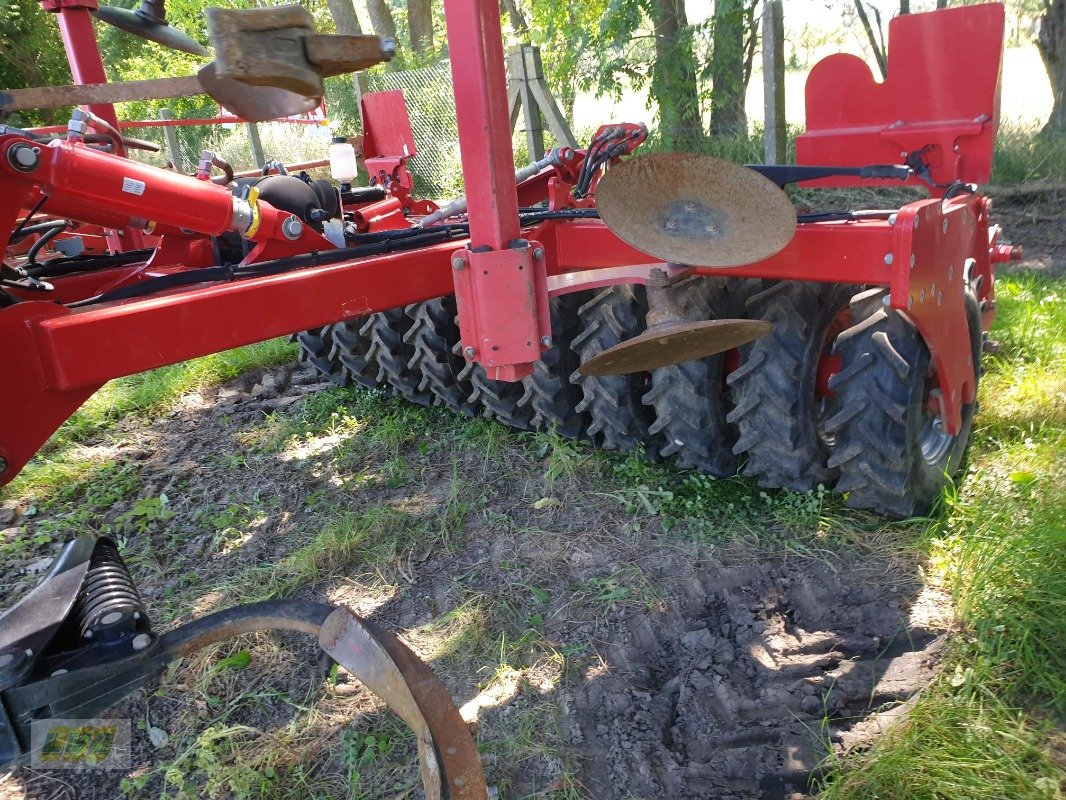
[819,273,1066,798]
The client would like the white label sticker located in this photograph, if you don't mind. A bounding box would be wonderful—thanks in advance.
[121,177,146,196]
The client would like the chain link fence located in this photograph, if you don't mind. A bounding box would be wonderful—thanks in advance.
[365,61,464,199]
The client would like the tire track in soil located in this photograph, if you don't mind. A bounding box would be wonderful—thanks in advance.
[1,361,949,800]
[569,559,944,800]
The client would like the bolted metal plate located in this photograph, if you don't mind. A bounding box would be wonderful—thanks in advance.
[196,62,319,123]
[597,153,797,267]
[578,318,772,376]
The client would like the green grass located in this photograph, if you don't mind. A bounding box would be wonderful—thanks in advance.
[818,273,1066,799]
[3,338,296,501]
[992,125,1066,185]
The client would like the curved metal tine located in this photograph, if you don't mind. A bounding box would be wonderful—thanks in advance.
[319,608,489,800]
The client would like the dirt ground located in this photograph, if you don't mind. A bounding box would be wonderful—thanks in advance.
[987,182,1066,277]
[0,357,953,800]
[3,184,1058,800]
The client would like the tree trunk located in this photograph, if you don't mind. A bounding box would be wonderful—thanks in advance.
[502,0,529,35]
[407,0,434,52]
[650,0,703,150]
[326,0,365,107]
[1038,0,1066,134]
[709,0,749,139]
[365,0,397,40]
[853,0,888,79]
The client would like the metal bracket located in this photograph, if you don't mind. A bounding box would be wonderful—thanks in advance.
[452,240,550,380]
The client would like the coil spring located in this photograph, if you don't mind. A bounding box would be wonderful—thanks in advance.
[72,539,149,641]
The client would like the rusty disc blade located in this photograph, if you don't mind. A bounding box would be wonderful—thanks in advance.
[197,62,319,123]
[578,319,772,376]
[94,5,210,57]
[597,153,797,267]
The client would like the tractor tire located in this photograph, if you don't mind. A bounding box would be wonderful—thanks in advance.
[363,307,434,405]
[405,296,478,416]
[294,326,348,386]
[726,280,858,491]
[331,318,389,392]
[459,360,536,430]
[643,277,762,475]
[572,285,661,454]
[825,287,982,518]
[521,293,590,439]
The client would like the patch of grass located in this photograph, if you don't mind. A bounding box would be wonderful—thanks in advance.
[253,506,423,599]
[821,274,1066,798]
[4,338,296,501]
[65,338,297,446]
[992,126,1066,185]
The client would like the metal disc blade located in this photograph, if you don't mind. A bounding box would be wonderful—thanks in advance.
[578,319,772,376]
[596,153,797,267]
[94,6,209,57]
[197,63,319,123]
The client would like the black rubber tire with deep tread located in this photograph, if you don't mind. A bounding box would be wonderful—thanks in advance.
[404,297,478,416]
[459,359,535,430]
[824,287,982,518]
[362,307,434,405]
[642,277,762,475]
[294,326,348,386]
[571,285,661,454]
[521,293,590,439]
[330,319,388,392]
[726,280,858,491]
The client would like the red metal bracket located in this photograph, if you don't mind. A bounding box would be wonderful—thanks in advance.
[451,241,550,381]
[889,197,981,433]
[796,4,1004,188]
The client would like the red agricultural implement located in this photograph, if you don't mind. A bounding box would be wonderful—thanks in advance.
[0,0,1019,794]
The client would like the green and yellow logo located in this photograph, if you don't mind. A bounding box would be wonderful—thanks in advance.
[31,718,131,769]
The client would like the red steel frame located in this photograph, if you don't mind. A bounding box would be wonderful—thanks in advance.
[0,1,1017,485]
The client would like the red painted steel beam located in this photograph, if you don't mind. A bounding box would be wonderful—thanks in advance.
[544,218,897,284]
[35,242,459,390]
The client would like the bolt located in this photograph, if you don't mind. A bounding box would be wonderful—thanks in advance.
[919,289,926,303]
[132,633,151,651]
[914,216,920,229]
[948,264,954,281]
[281,215,303,240]
[937,290,943,306]
[463,346,476,358]
[84,630,94,639]
[942,219,949,234]
[931,282,937,294]
[540,336,552,348]
[910,254,916,269]
[887,213,897,226]
[451,256,466,270]
[9,143,40,171]
[907,296,913,310]
[532,247,545,260]
[101,611,123,626]
[884,253,894,265]
[882,296,891,308]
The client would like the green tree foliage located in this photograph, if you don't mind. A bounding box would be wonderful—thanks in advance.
[0,0,72,125]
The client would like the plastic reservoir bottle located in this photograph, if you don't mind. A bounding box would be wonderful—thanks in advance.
[329,136,357,183]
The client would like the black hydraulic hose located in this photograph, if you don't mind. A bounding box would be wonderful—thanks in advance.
[26,222,69,265]
[10,220,67,244]
[9,197,47,243]
[26,247,155,279]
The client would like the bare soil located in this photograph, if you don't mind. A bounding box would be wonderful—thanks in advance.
[987,182,1066,277]
[0,356,953,800]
